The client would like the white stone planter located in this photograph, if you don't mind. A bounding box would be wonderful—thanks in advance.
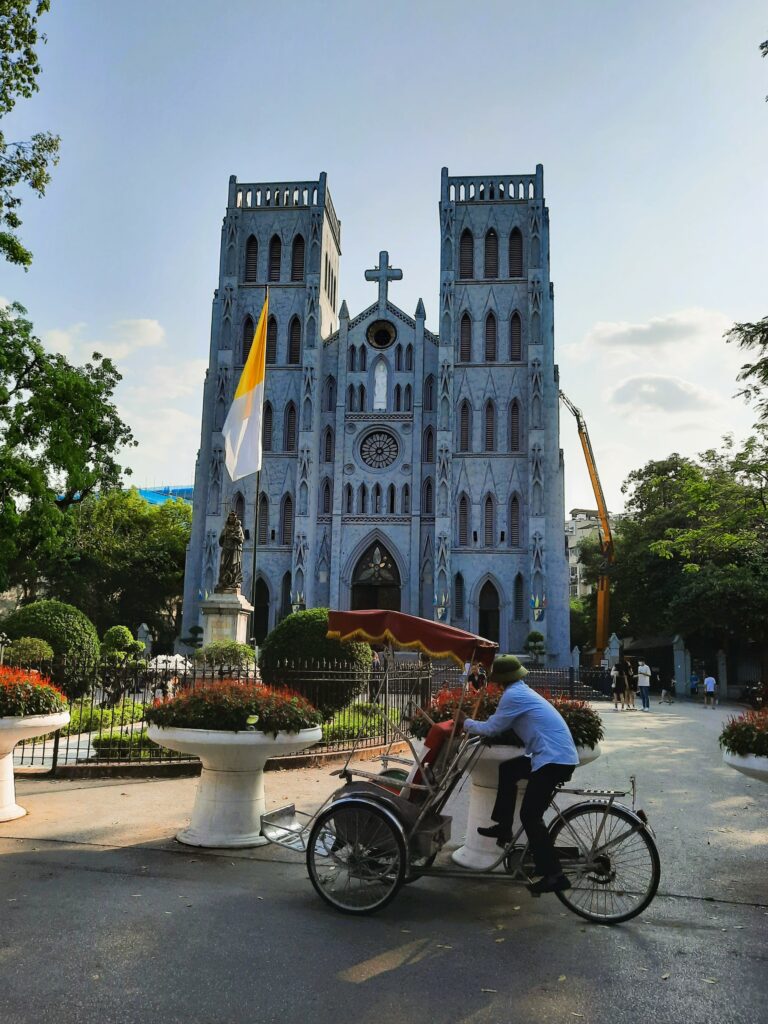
[0,712,70,822]
[723,750,768,784]
[452,743,602,870]
[146,725,322,847]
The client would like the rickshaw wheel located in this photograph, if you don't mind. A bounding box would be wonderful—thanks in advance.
[549,802,660,924]
[306,799,407,915]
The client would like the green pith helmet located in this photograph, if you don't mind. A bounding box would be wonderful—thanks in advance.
[489,654,529,684]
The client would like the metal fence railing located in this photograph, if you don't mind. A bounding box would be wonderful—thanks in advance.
[11,657,611,772]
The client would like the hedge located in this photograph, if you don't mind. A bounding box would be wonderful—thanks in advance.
[1,601,100,698]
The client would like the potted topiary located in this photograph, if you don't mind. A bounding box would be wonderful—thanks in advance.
[145,682,323,847]
[410,681,604,870]
[719,711,768,783]
[0,666,70,821]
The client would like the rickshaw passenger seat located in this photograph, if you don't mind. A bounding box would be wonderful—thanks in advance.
[410,720,456,791]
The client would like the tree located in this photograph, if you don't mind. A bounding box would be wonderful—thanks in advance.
[726,317,768,423]
[43,489,192,648]
[0,1,60,267]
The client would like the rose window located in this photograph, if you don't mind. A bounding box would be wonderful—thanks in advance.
[360,430,399,470]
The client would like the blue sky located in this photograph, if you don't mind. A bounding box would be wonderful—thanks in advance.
[2,0,766,510]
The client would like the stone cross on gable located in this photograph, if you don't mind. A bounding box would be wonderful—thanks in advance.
[365,251,402,311]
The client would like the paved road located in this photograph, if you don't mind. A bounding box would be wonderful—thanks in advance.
[1,701,766,1024]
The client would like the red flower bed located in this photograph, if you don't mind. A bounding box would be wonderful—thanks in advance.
[0,665,68,717]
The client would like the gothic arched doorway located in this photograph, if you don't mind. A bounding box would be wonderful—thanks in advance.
[478,580,500,645]
[351,542,401,611]
[252,578,270,644]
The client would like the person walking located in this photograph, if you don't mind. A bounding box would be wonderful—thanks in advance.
[621,658,636,710]
[659,671,675,704]
[610,663,625,710]
[703,672,717,708]
[637,659,652,711]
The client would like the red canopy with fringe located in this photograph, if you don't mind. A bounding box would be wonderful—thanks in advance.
[326,609,498,668]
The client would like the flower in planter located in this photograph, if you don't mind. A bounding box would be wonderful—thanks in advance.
[145,681,323,736]
[0,666,68,717]
[409,685,604,750]
[719,711,768,757]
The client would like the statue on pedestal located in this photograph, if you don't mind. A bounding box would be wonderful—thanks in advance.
[215,511,244,593]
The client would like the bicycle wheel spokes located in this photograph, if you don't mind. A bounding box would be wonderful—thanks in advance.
[551,804,660,924]
[307,801,406,915]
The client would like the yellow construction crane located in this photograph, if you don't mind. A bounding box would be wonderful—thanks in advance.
[559,391,614,666]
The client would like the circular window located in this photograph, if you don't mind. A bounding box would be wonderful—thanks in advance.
[366,319,397,349]
[360,430,399,470]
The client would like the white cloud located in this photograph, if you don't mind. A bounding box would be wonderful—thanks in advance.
[582,307,730,352]
[124,359,207,403]
[42,318,165,362]
[119,406,200,485]
[610,374,720,413]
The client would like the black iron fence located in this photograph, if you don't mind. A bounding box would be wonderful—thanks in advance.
[11,657,610,772]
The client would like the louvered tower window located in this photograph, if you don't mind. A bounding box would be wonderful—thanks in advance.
[268,235,281,282]
[509,494,520,547]
[291,235,305,281]
[459,229,474,279]
[257,493,269,545]
[288,317,301,364]
[284,403,297,451]
[322,480,331,514]
[454,573,465,619]
[484,401,495,451]
[458,495,470,546]
[280,495,293,545]
[244,235,258,282]
[242,316,254,364]
[513,573,524,620]
[422,427,434,463]
[423,479,434,515]
[324,376,336,411]
[485,312,497,362]
[484,229,498,278]
[459,401,471,452]
[484,495,495,546]
[323,427,334,463]
[266,316,277,364]
[262,403,273,451]
[459,313,472,362]
[509,401,521,452]
[424,375,434,411]
[509,228,523,277]
[510,312,522,361]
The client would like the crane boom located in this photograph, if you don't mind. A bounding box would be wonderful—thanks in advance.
[559,390,614,664]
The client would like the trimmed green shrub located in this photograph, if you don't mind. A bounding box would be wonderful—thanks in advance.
[62,700,145,736]
[322,702,400,744]
[1,600,100,697]
[719,711,768,757]
[6,636,54,665]
[145,681,322,736]
[259,608,371,717]
[194,640,255,668]
[91,728,162,760]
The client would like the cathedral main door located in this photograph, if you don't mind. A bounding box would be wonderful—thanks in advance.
[478,580,500,646]
[351,542,401,611]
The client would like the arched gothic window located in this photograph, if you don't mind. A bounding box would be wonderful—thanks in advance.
[268,234,281,282]
[394,384,401,411]
[322,426,334,463]
[373,483,382,514]
[484,495,495,546]
[454,573,465,619]
[423,478,434,515]
[233,492,245,524]
[485,312,497,361]
[284,402,297,451]
[348,346,356,372]
[280,494,293,544]
[359,346,367,371]
[484,400,495,451]
[347,384,356,412]
[324,375,336,411]
[262,402,273,452]
[387,484,396,515]
[509,494,520,546]
[509,400,521,452]
[404,384,412,412]
[459,229,474,279]
[321,479,331,514]
[422,427,435,463]
[257,492,269,545]
[242,315,254,364]
[509,227,523,277]
[405,345,413,371]
[373,361,387,411]
[401,484,410,514]
[458,494,470,546]
[266,315,277,364]
[244,235,258,282]
[344,484,353,514]
[513,572,524,620]
[424,374,435,411]
[460,312,472,362]
[287,317,301,364]
[510,312,522,361]
[358,383,366,411]
[459,401,472,452]
[395,345,402,371]
[484,229,498,278]
[358,483,368,514]
[291,234,305,281]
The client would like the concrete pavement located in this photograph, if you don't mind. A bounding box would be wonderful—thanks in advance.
[1,699,766,1024]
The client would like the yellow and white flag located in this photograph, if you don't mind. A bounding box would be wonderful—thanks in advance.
[222,293,268,481]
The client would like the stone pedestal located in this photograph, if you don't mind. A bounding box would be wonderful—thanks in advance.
[200,591,254,646]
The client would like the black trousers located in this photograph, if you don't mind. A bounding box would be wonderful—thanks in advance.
[491,756,575,876]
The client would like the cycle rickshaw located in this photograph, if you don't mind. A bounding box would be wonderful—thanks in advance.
[261,610,660,925]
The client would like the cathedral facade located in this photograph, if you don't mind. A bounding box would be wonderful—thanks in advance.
[182,167,570,664]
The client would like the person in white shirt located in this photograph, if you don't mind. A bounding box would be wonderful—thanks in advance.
[704,674,717,708]
[636,659,652,711]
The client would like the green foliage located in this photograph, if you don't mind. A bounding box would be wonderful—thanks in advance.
[322,702,399,744]
[719,711,768,757]
[0,304,136,597]
[90,728,161,760]
[6,635,53,663]
[0,1,60,267]
[43,488,191,645]
[145,682,323,736]
[101,625,144,665]
[259,608,371,717]
[181,625,204,650]
[194,640,255,668]
[569,599,592,651]
[1,599,100,696]
[61,700,144,736]
[0,665,67,716]
[551,697,604,750]
[726,317,768,424]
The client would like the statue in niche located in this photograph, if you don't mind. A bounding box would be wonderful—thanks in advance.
[215,510,244,593]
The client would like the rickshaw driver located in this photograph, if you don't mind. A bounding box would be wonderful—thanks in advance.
[462,655,579,895]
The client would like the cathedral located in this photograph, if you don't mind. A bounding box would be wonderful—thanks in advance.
[181,167,570,664]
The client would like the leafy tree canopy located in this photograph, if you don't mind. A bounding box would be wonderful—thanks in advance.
[0,0,60,267]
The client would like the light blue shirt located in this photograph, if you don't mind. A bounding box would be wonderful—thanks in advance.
[464,682,579,773]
